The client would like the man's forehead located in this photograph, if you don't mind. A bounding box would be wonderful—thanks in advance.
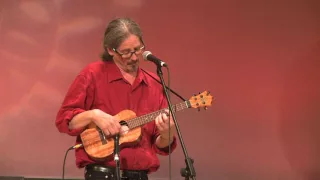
[118,35,142,50]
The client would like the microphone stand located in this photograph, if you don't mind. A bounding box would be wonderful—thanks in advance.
[114,134,121,180]
[156,65,196,180]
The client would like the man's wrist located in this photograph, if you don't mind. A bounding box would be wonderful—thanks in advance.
[159,134,174,143]
[156,135,174,148]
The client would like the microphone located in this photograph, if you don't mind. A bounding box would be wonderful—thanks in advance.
[142,51,167,67]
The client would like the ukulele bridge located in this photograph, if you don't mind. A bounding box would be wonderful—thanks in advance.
[97,127,107,145]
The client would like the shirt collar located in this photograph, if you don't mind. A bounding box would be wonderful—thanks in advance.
[106,61,149,86]
[136,68,149,86]
[106,61,123,83]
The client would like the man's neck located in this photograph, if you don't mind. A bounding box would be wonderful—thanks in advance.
[119,67,137,85]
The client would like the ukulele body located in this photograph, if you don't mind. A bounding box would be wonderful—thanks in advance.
[80,109,142,161]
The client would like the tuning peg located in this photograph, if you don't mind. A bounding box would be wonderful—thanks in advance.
[198,107,201,111]
[193,94,197,100]
[199,92,201,94]
[204,106,208,110]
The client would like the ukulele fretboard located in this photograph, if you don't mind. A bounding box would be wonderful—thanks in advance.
[126,101,190,129]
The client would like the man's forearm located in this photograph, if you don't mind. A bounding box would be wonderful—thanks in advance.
[68,110,94,130]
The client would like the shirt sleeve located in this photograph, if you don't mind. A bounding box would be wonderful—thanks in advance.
[152,92,178,155]
[55,69,94,136]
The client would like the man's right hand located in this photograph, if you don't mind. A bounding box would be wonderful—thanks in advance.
[91,109,121,136]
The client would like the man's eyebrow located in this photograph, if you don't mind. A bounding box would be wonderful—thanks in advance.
[119,45,142,52]
[119,48,130,52]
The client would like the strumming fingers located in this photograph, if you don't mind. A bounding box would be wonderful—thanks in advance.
[103,128,111,136]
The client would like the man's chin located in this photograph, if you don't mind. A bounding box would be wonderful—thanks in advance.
[126,64,138,73]
[130,63,139,69]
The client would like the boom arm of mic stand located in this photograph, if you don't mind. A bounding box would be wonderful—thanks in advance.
[156,66,196,180]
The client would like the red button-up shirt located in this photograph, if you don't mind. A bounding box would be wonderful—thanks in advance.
[55,60,177,173]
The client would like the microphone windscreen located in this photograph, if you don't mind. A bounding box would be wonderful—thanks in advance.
[142,51,152,60]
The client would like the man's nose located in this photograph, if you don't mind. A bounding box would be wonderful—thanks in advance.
[131,52,138,61]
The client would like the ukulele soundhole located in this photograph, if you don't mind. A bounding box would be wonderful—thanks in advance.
[120,120,128,126]
[120,120,129,135]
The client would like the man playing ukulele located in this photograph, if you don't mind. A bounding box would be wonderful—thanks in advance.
[56,17,177,180]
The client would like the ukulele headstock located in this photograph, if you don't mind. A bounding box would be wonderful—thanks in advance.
[189,90,214,111]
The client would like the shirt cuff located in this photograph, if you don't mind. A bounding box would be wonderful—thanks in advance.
[63,108,86,136]
[153,135,177,155]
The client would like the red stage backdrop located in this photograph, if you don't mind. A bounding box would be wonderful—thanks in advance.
[0,0,319,179]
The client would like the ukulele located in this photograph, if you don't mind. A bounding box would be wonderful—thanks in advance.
[80,90,214,160]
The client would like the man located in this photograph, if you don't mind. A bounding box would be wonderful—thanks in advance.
[55,17,177,180]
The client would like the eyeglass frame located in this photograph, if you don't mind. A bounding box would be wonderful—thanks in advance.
[112,45,145,59]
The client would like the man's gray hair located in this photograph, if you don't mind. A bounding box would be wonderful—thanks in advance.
[101,17,144,61]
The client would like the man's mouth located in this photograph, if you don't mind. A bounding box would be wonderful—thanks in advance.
[128,62,138,66]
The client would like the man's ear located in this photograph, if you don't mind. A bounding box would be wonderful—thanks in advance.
[107,48,115,56]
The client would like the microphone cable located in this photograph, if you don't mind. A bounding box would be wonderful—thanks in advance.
[165,65,172,180]
[62,144,83,180]
[141,69,186,101]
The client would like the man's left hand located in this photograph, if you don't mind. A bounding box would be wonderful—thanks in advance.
[155,109,175,141]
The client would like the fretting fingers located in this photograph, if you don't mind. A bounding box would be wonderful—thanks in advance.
[155,115,165,131]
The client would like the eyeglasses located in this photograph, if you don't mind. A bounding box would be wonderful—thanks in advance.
[113,45,145,59]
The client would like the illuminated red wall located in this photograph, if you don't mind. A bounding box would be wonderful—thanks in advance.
[0,0,319,179]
